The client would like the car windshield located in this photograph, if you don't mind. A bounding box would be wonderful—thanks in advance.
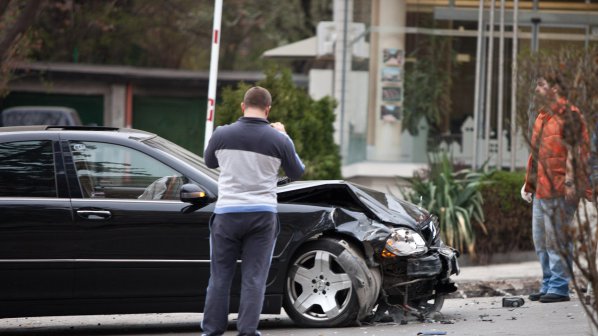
[142,136,220,181]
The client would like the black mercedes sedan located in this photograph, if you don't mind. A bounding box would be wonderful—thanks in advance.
[0,126,459,327]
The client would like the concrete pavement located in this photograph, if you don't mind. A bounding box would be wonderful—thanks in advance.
[452,260,544,299]
[3,260,593,336]
[458,260,542,282]
[0,296,592,336]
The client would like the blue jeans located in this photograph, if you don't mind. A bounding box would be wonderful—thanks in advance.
[532,197,576,296]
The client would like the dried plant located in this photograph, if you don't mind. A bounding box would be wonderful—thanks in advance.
[517,45,598,330]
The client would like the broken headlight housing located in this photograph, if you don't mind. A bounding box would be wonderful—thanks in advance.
[381,228,428,257]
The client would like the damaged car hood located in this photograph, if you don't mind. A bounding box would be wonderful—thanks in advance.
[277,180,429,229]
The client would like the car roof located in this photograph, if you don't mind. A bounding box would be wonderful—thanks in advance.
[2,106,77,113]
[0,125,156,139]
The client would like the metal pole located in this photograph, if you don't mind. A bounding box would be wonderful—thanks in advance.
[204,0,223,150]
[484,0,496,169]
[531,0,540,52]
[510,0,519,171]
[497,0,506,170]
[340,0,349,163]
[472,0,485,170]
[528,0,539,138]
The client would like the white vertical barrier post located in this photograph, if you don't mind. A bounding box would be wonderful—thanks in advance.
[204,0,223,150]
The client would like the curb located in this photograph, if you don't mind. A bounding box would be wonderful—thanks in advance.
[451,277,540,299]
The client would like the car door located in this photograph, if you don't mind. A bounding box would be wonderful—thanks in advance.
[0,134,76,316]
[63,138,213,310]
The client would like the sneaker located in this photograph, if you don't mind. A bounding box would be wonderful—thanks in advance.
[528,292,545,301]
[539,293,570,303]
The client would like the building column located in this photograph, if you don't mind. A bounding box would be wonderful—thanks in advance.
[367,0,406,161]
[334,0,353,162]
[103,84,126,128]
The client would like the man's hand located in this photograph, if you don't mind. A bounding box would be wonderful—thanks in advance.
[270,122,286,133]
[564,181,577,204]
[521,184,532,203]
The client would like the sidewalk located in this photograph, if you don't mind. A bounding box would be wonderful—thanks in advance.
[457,260,542,282]
[452,260,542,298]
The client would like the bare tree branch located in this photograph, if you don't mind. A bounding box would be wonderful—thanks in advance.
[0,0,44,63]
[0,0,11,18]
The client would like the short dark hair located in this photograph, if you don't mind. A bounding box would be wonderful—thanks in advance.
[541,70,568,97]
[243,86,272,110]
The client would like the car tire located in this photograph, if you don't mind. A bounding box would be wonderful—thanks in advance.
[283,239,361,327]
[410,293,445,316]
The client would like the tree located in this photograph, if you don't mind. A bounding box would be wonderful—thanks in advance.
[25,0,332,71]
[27,1,211,68]
[517,44,598,330]
[216,67,341,180]
[0,0,45,96]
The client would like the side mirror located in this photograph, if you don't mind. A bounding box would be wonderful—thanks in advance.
[180,183,215,206]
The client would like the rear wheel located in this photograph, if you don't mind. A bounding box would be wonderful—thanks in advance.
[283,240,360,327]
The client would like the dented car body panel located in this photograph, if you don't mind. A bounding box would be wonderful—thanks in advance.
[277,180,459,312]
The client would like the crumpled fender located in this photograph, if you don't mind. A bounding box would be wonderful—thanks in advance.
[323,238,381,320]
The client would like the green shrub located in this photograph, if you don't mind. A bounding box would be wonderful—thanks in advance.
[399,152,488,255]
[216,67,341,180]
[474,171,534,263]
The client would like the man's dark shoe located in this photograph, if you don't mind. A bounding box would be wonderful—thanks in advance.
[528,292,545,301]
[539,293,570,303]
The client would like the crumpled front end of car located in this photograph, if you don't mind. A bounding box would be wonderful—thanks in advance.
[277,180,460,322]
[376,215,459,307]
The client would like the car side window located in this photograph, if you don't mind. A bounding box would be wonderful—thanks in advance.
[69,141,185,200]
[0,140,56,197]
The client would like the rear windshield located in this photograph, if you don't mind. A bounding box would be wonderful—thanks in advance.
[2,109,81,126]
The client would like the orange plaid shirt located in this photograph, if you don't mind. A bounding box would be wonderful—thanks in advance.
[524,97,591,199]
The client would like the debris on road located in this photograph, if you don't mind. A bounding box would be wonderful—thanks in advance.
[502,297,525,307]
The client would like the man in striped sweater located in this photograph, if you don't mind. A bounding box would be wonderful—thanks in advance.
[201,86,305,336]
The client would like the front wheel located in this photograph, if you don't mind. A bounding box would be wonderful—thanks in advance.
[283,240,360,327]
[410,293,445,317]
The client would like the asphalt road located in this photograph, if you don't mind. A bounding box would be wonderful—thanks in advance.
[0,296,594,336]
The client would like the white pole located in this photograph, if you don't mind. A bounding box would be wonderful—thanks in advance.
[497,0,505,169]
[484,0,496,170]
[510,0,519,171]
[472,0,485,170]
[204,0,223,150]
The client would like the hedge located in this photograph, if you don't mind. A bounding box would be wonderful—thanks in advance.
[473,171,534,263]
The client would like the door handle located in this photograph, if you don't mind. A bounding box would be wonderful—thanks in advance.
[77,210,112,220]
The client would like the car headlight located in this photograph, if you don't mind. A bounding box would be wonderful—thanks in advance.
[381,228,428,257]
